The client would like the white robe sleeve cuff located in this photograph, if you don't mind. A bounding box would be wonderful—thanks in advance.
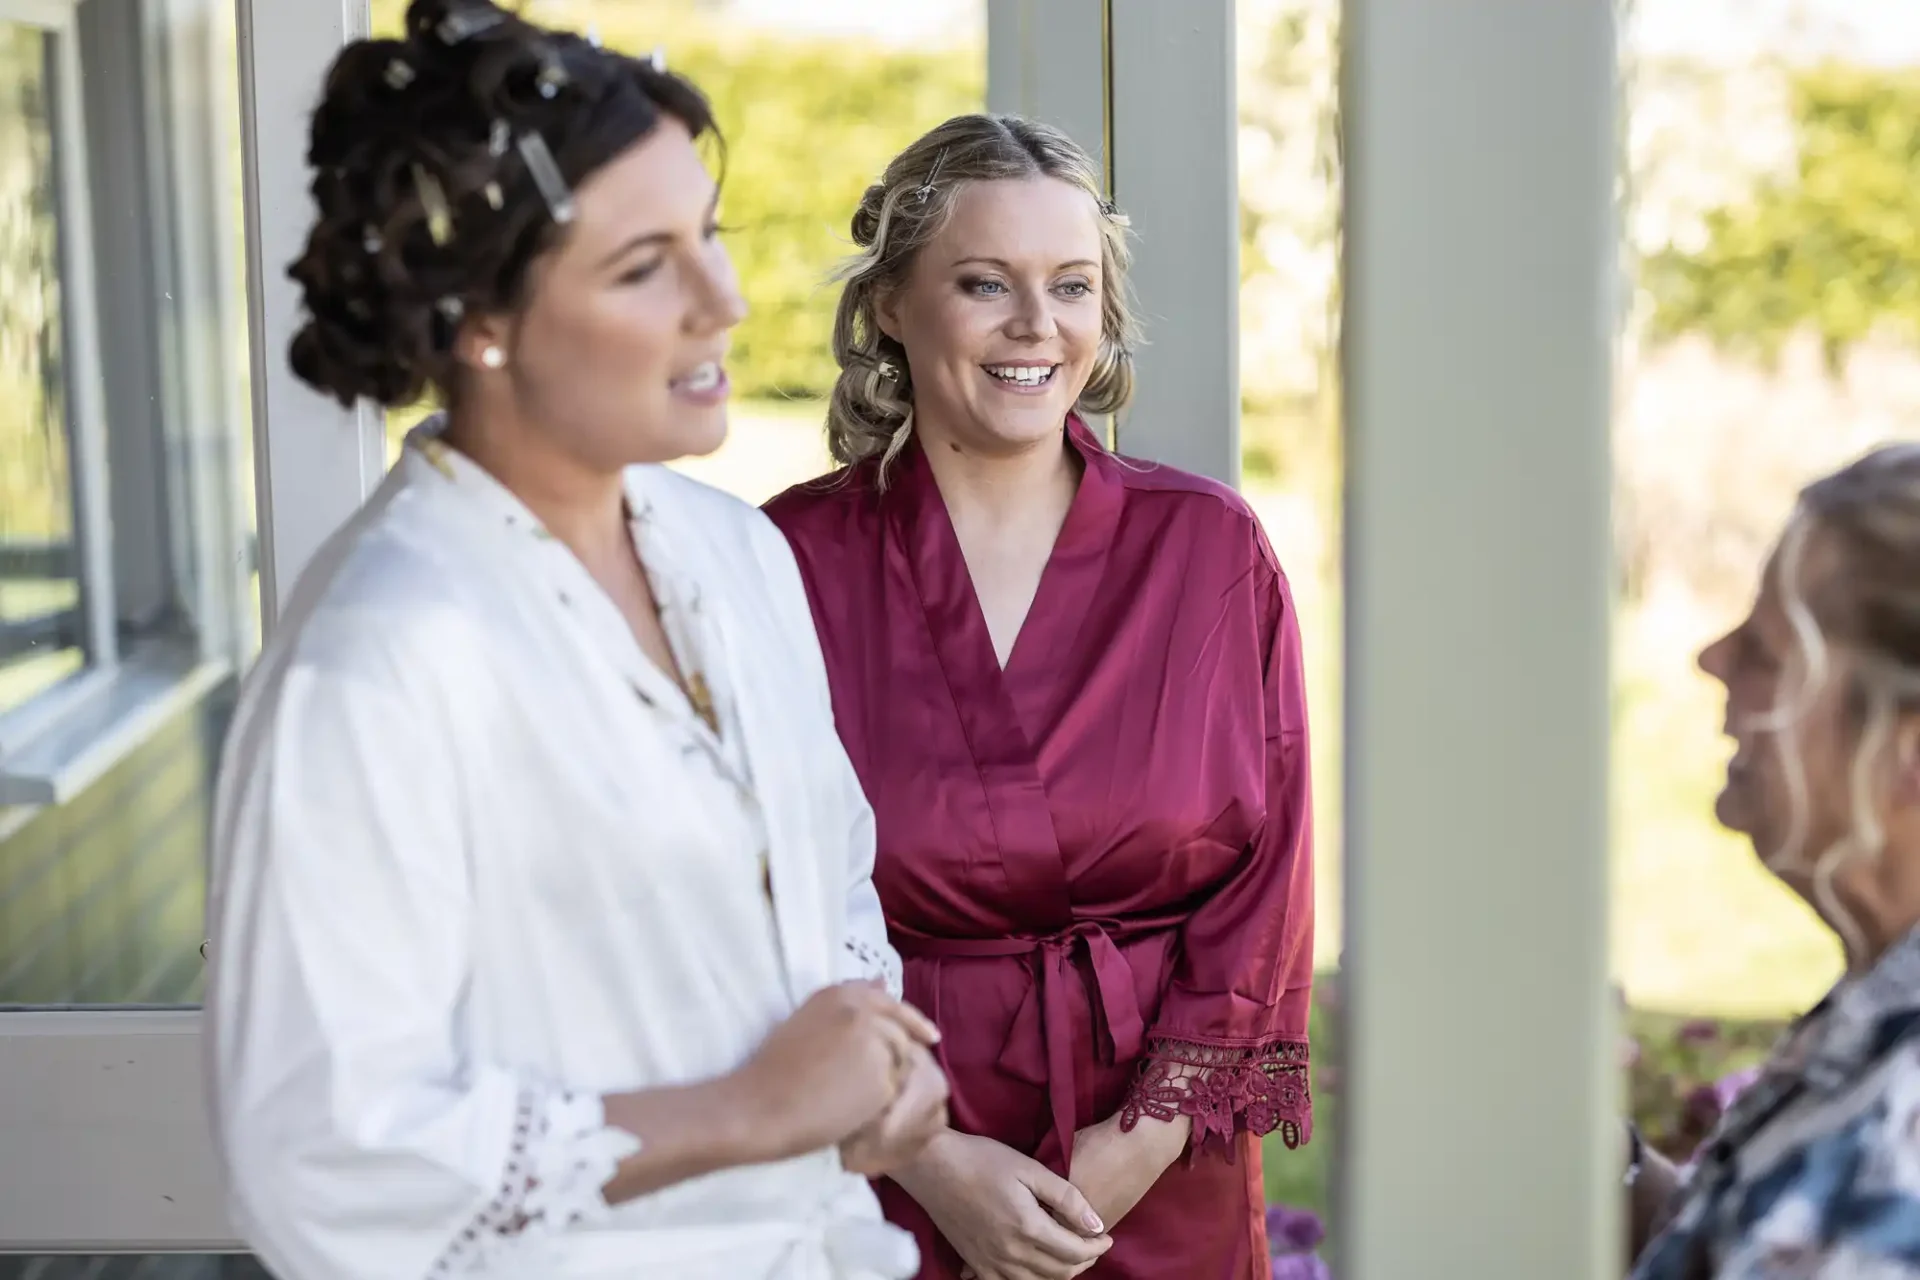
[428,1088,641,1277]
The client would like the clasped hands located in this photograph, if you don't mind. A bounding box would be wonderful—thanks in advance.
[902,1111,1192,1280]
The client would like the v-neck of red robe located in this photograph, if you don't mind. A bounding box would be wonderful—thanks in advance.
[883,415,1125,931]
[886,413,1126,741]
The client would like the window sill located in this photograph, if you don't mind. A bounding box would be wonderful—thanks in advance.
[0,646,231,808]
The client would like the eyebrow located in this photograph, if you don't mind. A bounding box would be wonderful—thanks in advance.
[950,255,1100,272]
[594,190,722,270]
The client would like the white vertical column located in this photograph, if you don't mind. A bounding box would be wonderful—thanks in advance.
[1107,0,1237,483]
[236,0,382,630]
[1339,2,1618,1278]
[985,0,1106,176]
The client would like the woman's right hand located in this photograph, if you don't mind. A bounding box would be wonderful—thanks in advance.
[731,981,941,1161]
[894,1130,1113,1280]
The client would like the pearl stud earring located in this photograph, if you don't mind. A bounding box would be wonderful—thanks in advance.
[480,345,506,370]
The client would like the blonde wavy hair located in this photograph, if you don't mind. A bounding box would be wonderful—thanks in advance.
[1754,444,1920,965]
[825,113,1141,482]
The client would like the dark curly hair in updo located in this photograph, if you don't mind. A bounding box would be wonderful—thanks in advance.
[288,0,718,409]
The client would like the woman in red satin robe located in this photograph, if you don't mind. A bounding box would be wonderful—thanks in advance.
[765,113,1313,1280]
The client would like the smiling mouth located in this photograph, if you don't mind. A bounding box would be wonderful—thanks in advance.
[672,361,723,393]
[984,363,1059,387]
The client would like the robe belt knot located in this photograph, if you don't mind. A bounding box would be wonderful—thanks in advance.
[895,922,1161,1170]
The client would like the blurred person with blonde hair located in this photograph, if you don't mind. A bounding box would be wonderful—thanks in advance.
[766,114,1316,1280]
[1627,444,1920,1277]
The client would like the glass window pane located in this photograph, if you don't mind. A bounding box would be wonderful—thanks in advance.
[0,22,83,716]
[0,1,256,1011]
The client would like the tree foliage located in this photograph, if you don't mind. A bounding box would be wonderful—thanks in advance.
[671,35,981,398]
[1644,64,1920,366]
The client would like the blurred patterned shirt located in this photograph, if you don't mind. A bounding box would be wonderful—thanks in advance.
[1635,928,1920,1279]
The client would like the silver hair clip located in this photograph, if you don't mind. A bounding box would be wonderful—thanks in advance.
[1098,197,1119,218]
[516,131,576,225]
[913,148,948,205]
[384,57,415,90]
[585,25,602,49]
[649,46,667,72]
[536,52,569,99]
[435,295,465,323]
[412,163,453,246]
[489,118,512,158]
[436,7,506,44]
[484,180,503,210]
[877,359,899,380]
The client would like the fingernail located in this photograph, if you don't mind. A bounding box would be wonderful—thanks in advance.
[1084,1211,1105,1233]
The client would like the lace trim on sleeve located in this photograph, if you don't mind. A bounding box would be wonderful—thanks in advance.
[428,1088,641,1277]
[1119,1036,1312,1157]
[844,935,903,999]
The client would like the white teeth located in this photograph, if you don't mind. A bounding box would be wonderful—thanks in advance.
[679,362,720,392]
[986,364,1054,386]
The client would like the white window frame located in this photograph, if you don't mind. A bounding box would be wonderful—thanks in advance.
[0,0,118,775]
[0,0,250,810]
[0,0,372,1254]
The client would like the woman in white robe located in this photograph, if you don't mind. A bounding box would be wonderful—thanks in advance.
[204,4,945,1277]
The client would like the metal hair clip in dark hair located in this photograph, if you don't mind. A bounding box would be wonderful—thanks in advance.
[384,57,415,90]
[413,163,453,246]
[649,46,666,71]
[516,131,576,225]
[535,51,569,99]
[435,6,505,44]
[913,148,948,205]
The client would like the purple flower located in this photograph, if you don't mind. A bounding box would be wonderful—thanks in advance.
[1678,1018,1721,1045]
[1682,1081,1723,1131]
[1272,1254,1334,1280]
[1267,1205,1327,1253]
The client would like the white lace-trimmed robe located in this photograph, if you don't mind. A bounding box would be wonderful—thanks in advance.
[205,429,913,1280]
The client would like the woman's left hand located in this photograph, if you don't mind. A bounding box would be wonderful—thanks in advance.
[1065,1111,1191,1234]
[840,1045,951,1177]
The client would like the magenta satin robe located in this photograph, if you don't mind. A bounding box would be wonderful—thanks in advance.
[764,416,1314,1280]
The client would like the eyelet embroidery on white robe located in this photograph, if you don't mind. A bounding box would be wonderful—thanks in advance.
[843,935,903,997]
[427,1089,641,1277]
